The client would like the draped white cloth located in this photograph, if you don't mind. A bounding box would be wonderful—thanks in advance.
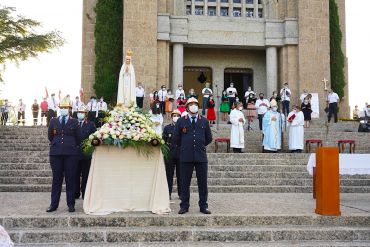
[287,111,304,150]
[230,109,246,148]
[117,63,136,106]
[307,154,370,176]
[83,146,171,215]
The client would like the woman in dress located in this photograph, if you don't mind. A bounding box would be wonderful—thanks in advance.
[207,96,216,125]
[301,97,312,128]
[176,93,187,114]
[165,90,174,120]
[220,90,230,122]
[246,93,257,124]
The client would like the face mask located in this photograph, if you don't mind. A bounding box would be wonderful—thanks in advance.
[248,88,251,91]
[238,107,243,111]
[236,98,239,102]
[260,96,263,99]
[230,85,234,88]
[272,107,278,112]
[172,116,179,123]
[162,88,166,91]
[284,86,288,89]
[77,113,85,120]
[179,87,182,90]
[100,99,103,102]
[60,109,69,116]
[304,100,308,104]
[273,94,277,97]
[189,104,198,114]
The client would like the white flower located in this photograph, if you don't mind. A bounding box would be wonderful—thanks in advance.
[103,134,109,139]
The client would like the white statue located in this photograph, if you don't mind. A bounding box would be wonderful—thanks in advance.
[117,49,136,106]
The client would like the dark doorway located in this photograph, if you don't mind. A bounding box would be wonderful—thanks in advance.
[224,68,253,102]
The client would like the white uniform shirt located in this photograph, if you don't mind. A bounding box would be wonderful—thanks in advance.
[158,90,167,102]
[244,90,256,100]
[175,89,185,99]
[280,88,291,101]
[17,102,26,112]
[201,87,213,98]
[327,92,339,103]
[72,100,82,113]
[226,87,237,98]
[300,93,308,103]
[255,99,270,115]
[98,101,108,111]
[47,97,59,111]
[135,87,145,97]
[86,100,98,112]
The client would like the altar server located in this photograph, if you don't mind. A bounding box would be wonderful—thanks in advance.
[262,100,285,153]
[287,106,304,153]
[150,102,163,135]
[230,102,246,153]
[47,97,81,213]
[162,109,182,200]
[173,97,213,215]
[75,105,96,199]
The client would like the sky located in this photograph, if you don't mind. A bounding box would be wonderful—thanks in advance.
[0,0,369,124]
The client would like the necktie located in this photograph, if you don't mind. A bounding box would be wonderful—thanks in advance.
[191,117,196,129]
[61,116,66,128]
[80,121,83,127]
[90,103,93,111]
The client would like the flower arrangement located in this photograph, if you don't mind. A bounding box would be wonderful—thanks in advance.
[83,105,168,157]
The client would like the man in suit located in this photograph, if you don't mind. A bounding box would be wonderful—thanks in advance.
[47,97,81,213]
[162,109,182,200]
[75,106,96,199]
[173,98,213,214]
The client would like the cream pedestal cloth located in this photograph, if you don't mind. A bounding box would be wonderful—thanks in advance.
[83,146,171,215]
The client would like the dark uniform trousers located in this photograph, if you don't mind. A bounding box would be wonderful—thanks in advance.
[75,120,96,199]
[162,123,181,198]
[48,117,81,208]
[328,102,338,123]
[173,115,212,211]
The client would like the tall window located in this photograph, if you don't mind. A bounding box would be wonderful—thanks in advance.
[208,7,217,16]
[220,7,229,16]
[195,6,204,15]
[233,8,241,17]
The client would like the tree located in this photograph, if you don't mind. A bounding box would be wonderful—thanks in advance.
[329,0,346,98]
[0,6,64,81]
[93,0,123,104]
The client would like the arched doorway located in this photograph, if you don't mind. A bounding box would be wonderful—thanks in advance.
[224,68,253,100]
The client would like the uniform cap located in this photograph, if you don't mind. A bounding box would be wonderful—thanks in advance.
[185,97,199,107]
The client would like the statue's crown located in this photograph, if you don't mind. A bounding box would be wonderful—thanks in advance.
[126,49,133,56]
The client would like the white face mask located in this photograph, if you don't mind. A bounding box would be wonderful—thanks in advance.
[77,113,85,120]
[172,116,179,123]
[179,87,183,90]
[189,104,199,114]
[230,85,234,88]
[272,107,278,112]
[60,109,69,116]
[238,107,243,111]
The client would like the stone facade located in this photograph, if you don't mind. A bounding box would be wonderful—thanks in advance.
[81,0,349,117]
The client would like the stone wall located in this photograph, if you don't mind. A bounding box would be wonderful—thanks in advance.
[279,45,299,106]
[81,0,98,102]
[297,0,331,117]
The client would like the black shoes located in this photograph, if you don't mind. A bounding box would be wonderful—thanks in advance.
[46,206,57,213]
[200,208,212,214]
[68,206,75,213]
[178,208,189,214]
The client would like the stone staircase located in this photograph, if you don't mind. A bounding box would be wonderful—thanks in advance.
[1,120,370,246]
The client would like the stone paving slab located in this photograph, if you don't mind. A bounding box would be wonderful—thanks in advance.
[0,193,369,217]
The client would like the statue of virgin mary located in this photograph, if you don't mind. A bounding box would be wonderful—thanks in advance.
[117,49,136,106]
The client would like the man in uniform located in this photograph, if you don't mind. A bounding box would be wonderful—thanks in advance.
[75,105,96,199]
[47,97,81,212]
[47,93,58,126]
[162,109,182,200]
[173,98,213,214]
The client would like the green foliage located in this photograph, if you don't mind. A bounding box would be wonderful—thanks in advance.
[329,0,346,98]
[0,6,64,81]
[93,0,123,105]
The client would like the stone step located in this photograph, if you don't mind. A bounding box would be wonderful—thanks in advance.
[7,226,370,244]
[2,184,370,193]
[2,176,370,187]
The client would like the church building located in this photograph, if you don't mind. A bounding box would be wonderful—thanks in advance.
[82,0,349,117]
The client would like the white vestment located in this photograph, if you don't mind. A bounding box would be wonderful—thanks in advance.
[230,109,246,148]
[288,111,305,150]
[117,63,136,106]
[150,114,163,135]
[262,110,284,151]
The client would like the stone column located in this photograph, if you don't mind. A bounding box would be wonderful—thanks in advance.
[266,46,278,97]
[172,43,184,91]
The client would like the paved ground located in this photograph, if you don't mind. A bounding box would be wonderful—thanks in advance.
[0,193,369,217]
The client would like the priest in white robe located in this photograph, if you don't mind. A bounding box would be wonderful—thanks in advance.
[117,49,136,107]
[230,102,246,153]
[262,100,285,152]
[287,106,305,153]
